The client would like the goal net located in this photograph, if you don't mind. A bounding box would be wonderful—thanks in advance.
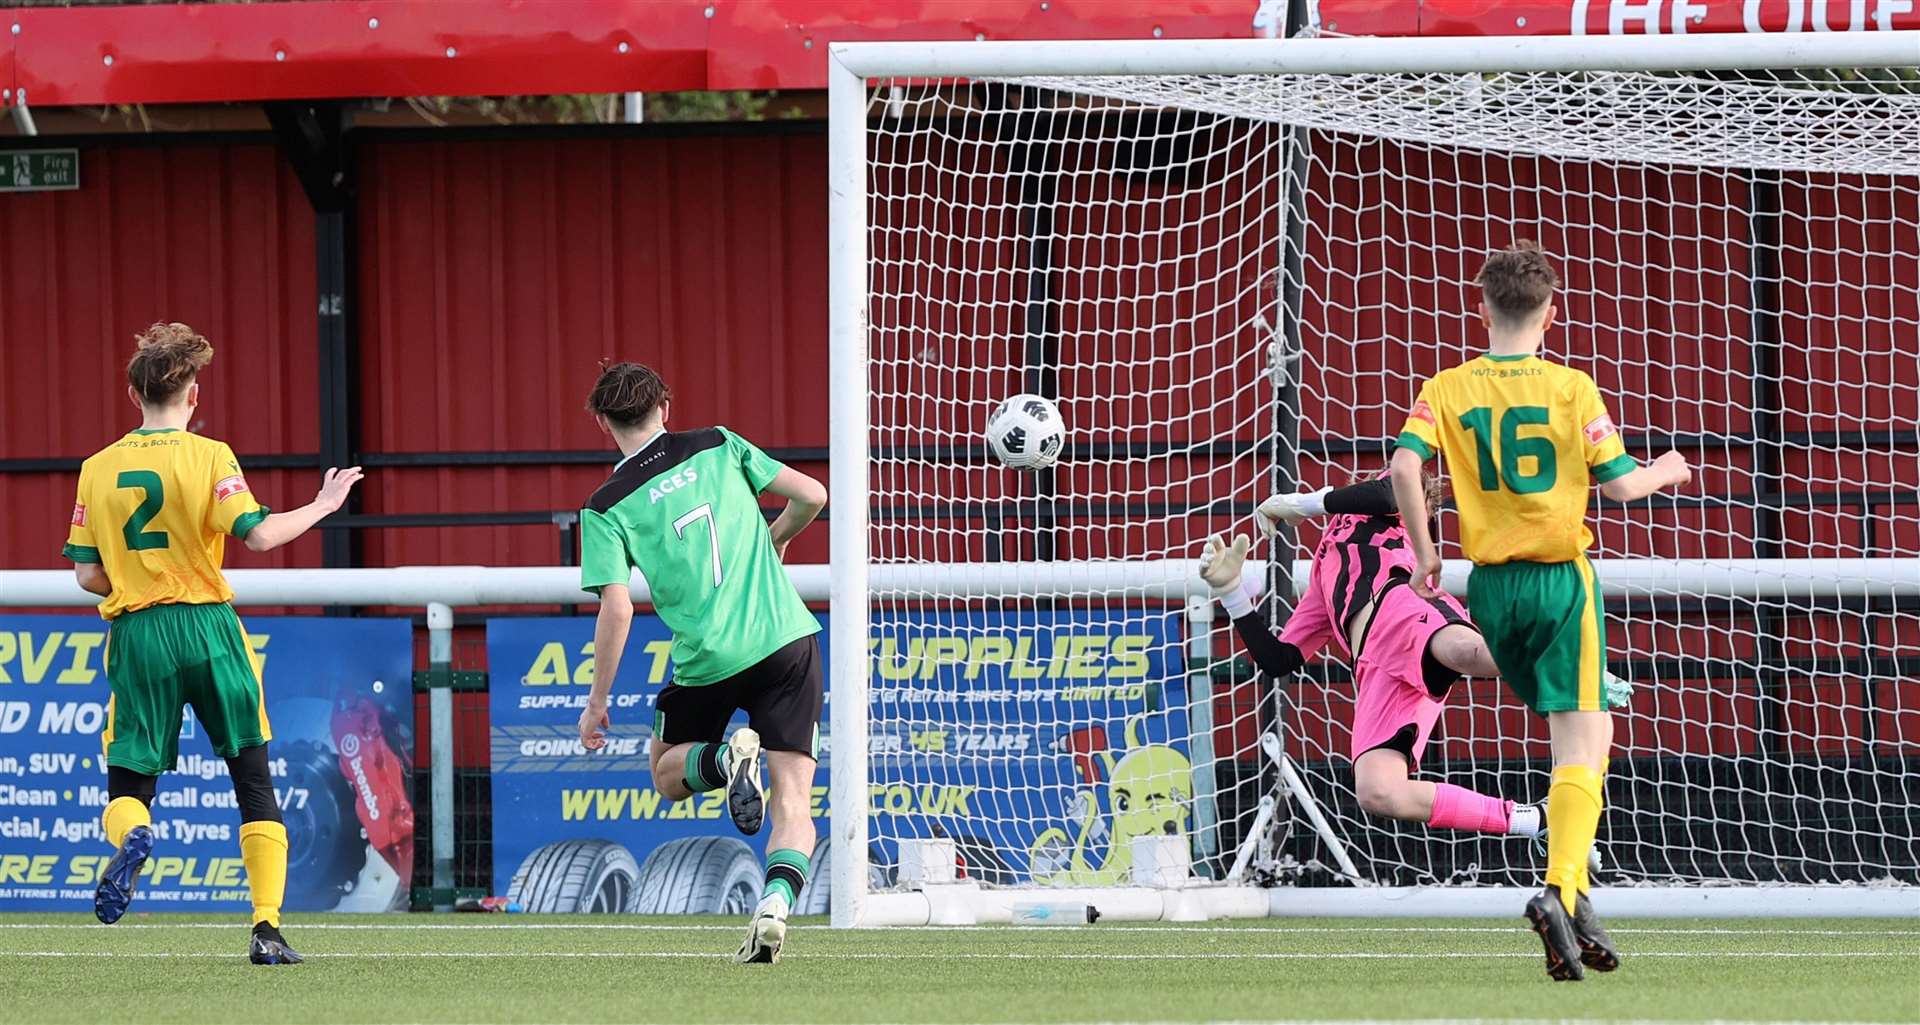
[828,33,1920,924]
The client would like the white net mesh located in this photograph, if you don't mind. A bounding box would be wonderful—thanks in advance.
[860,65,1919,893]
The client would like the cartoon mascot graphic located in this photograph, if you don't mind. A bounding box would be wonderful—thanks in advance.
[1028,713,1192,885]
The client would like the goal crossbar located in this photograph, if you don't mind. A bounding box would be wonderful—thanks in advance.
[829,31,1920,79]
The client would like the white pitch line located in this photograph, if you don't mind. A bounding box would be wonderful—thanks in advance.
[288,1021,1916,1025]
[209,1021,1913,1025]
[1069,1022,1920,1025]
[1,923,1913,937]
[1049,1021,1920,1025]
[270,1020,1920,1025]
[0,950,1907,960]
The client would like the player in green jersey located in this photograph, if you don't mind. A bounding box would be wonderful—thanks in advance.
[574,362,827,965]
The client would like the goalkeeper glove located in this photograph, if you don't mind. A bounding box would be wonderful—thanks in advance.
[1603,671,1634,710]
[1199,534,1251,597]
[1255,487,1332,536]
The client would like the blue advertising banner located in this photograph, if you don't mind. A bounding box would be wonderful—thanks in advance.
[868,608,1190,891]
[0,615,415,913]
[487,608,1186,914]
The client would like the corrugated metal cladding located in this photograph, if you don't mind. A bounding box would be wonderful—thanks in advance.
[355,130,831,567]
[0,143,320,571]
[3,126,1909,580]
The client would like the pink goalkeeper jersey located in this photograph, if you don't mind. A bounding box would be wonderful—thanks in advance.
[1278,499,1424,662]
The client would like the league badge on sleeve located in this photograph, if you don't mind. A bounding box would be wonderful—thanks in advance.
[1584,414,1617,445]
[214,475,250,502]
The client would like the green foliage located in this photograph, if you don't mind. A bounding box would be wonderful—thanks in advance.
[645,91,772,123]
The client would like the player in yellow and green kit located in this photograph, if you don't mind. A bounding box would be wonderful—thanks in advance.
[1391,243,1691,982]
[62,323,362,965]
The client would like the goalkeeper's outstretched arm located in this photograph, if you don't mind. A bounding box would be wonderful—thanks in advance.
[1229,605,1308,678]
[1231,478,1404,676]
[1256,477,1397,531]
[1199,534,1323,679]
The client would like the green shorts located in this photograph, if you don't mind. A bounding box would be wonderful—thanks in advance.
[1466,556,1608,715]
[104,602,271,775]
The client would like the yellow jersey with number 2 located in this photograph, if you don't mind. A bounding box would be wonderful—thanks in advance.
[1396,353,1636,566]
[63,428,270,619]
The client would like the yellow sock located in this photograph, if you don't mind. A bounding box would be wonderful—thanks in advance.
[102,797,150,848]
[1576,759,1611,896]
[1545,764,1604,914]
[239,821,288,928]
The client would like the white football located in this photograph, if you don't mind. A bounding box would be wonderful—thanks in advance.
[985,393,1066,470]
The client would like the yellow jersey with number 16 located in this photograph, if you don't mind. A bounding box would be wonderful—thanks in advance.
[62,428,271,620]
[1395,353,1636,566]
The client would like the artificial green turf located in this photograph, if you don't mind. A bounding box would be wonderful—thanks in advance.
[0,914,1912,1024]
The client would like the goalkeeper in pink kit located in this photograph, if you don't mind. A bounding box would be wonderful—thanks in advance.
[1201,475,1625,841]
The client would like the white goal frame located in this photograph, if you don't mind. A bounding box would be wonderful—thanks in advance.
[825,30,1920,927]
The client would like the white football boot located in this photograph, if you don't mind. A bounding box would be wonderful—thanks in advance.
[734,893,789,965]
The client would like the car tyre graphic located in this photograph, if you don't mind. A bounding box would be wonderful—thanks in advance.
[631,836,762,915]
[507,839,643,914]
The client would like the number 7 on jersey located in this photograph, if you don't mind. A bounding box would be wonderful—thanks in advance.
[672,503,724,586]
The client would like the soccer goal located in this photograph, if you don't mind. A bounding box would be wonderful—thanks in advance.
[825,31,1920,926]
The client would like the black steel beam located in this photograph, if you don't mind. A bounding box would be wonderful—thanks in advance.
[266,100,360,571]
[1008,85,1062,563]
[1748,168,1789,763]
[1268,31,1310,621]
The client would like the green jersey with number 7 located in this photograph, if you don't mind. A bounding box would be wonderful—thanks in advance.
[578,427,820,686]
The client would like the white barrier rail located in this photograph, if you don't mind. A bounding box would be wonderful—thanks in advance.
[3,558,1914,608]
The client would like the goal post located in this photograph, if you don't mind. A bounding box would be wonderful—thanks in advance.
[826,31,1920,925]
[827,57,874,932]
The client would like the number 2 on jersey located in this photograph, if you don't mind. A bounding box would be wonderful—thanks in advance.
[672,503,724,586]
[117,470,171,551]
[1459,406,1558,495]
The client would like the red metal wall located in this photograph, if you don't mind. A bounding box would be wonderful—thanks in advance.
[4,129,1912,575]
[354,128,832,569]
[7,129,1911,576]
[0,128,838,578]
[0,141,323,572]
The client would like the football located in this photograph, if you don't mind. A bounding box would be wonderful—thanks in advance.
[985,393,1066,469]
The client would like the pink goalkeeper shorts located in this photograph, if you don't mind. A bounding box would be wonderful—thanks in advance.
[1349,583,1473,769]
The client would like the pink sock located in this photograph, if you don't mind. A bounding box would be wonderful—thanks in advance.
[1428,783,1514,833]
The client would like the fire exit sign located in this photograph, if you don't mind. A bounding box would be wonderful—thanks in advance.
[0,150,80,192]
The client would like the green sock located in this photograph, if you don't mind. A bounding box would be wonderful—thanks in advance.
[763,848,810,907]
[682,743,730,793]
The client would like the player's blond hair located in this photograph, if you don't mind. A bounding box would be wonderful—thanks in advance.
[127,322,213,405]
[1475,240,1559,327]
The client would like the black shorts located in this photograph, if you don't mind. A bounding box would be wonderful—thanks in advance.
[652,635,822,757]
